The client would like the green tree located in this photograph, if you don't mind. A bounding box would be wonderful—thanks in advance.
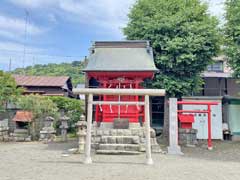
[17,95,59,119]
[124,0,221,97]
[17,95,59,139]
[11,60,87,86]
[0,71,21,111]
[224,0,240,77]
[49,96,84,132]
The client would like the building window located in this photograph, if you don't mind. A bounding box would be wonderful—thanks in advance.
[207,61,224,72]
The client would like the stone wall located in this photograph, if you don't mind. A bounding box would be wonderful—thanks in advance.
[0,119,9,141]
[178,128,198,147]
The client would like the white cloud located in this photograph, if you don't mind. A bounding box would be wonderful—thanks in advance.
[0,14,45,40]
[59,0,135,36]
[8,0,225,38]
[8,0,136,38]
[0,41,42,52]
[0,41,44,70]
[9,0,58,8]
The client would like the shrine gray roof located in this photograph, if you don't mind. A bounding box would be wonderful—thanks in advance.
[84,41,157,72]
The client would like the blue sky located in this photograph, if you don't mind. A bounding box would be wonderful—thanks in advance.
[0,0,225,71]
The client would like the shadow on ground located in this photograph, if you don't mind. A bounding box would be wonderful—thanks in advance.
[44,139,78,151]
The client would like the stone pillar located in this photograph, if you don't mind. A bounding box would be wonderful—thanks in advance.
[40,116,56,142]
[76,114,87,153]
[84,94,93,164]
[144,95,153,165]
[0,119,9,142]
[167,98,183,155]
[60,115,69,142]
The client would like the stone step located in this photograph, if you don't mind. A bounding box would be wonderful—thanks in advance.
[96,150,142,155]
[99,144,140,151]
[14,129,28,134]
[93,128,156,138]
[100,136,140,144]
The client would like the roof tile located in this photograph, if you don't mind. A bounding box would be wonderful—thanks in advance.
[13,111,33,122]
[13,75,70,87]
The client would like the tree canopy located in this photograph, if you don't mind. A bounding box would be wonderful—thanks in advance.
[124,0,221,97]
[17,95,59,120]
[49,96,84,131]
[0,71,21,111]
[224,0,240,78]
[11,60,86,86]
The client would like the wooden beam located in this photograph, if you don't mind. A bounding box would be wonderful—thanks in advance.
[73,88,165,96]
[92,101,145,105]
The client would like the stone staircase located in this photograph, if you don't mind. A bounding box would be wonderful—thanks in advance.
[11,129,31,142]
[97,135,141,154]
[91,128,161,155]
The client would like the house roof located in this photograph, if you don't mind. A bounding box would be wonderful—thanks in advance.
[84,41,157,72]
[13,75,70,87]
[12,111,33,122]
[202,72,232,78]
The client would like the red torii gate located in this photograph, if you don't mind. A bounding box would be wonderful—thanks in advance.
[177,101,219,150]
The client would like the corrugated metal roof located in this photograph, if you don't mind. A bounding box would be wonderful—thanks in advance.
[84,41,157,72]
[94,41,149,48]
[13,75,70,87]
[13,111,33,122]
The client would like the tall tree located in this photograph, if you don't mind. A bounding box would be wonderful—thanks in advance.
[124,0,221,97]
[0,71,21,111]
[225,0,240,77]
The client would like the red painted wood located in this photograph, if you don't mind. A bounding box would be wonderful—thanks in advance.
[177,101,218,150]
[88,71,154,123]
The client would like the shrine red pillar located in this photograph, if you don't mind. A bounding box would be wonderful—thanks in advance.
[102,80,107,122]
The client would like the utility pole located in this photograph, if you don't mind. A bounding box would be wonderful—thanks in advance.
[32,57,35,74]
[22,9,29,75]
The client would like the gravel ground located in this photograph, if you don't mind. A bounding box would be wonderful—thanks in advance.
[0,140,240,180]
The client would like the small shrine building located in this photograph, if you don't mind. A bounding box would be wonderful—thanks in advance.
[84,41,162,128]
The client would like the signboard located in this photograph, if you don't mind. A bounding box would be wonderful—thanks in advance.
[113,118,129,129]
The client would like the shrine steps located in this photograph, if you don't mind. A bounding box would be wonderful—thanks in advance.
[98,143,140,151]
[91,127,162,154]
[96,150,141,155]
[100,135,140,144]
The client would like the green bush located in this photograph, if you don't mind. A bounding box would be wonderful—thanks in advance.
[48,96,84,133]
[17,95,59,139]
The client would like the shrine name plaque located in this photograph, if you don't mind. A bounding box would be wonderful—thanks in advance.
[113,118,129,129]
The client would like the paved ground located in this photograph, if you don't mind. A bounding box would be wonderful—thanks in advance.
[0,140,240,180]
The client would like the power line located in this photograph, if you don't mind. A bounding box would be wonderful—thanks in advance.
[0,48,86,58]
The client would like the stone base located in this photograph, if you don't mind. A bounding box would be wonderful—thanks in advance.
[39,128,56,142]
[99,122,141,129]
[178,128,198,146]
[0,129,9,141]
[167,145,184,155]
[11,129,31,142]
[231,135,240,141]
[89,127,161,154]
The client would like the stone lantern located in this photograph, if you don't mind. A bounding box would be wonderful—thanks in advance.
[59,115,69,142]
[76,114,87,153]
[40,116,56,142]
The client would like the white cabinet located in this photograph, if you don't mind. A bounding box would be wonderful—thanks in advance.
[182,97,223,140]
